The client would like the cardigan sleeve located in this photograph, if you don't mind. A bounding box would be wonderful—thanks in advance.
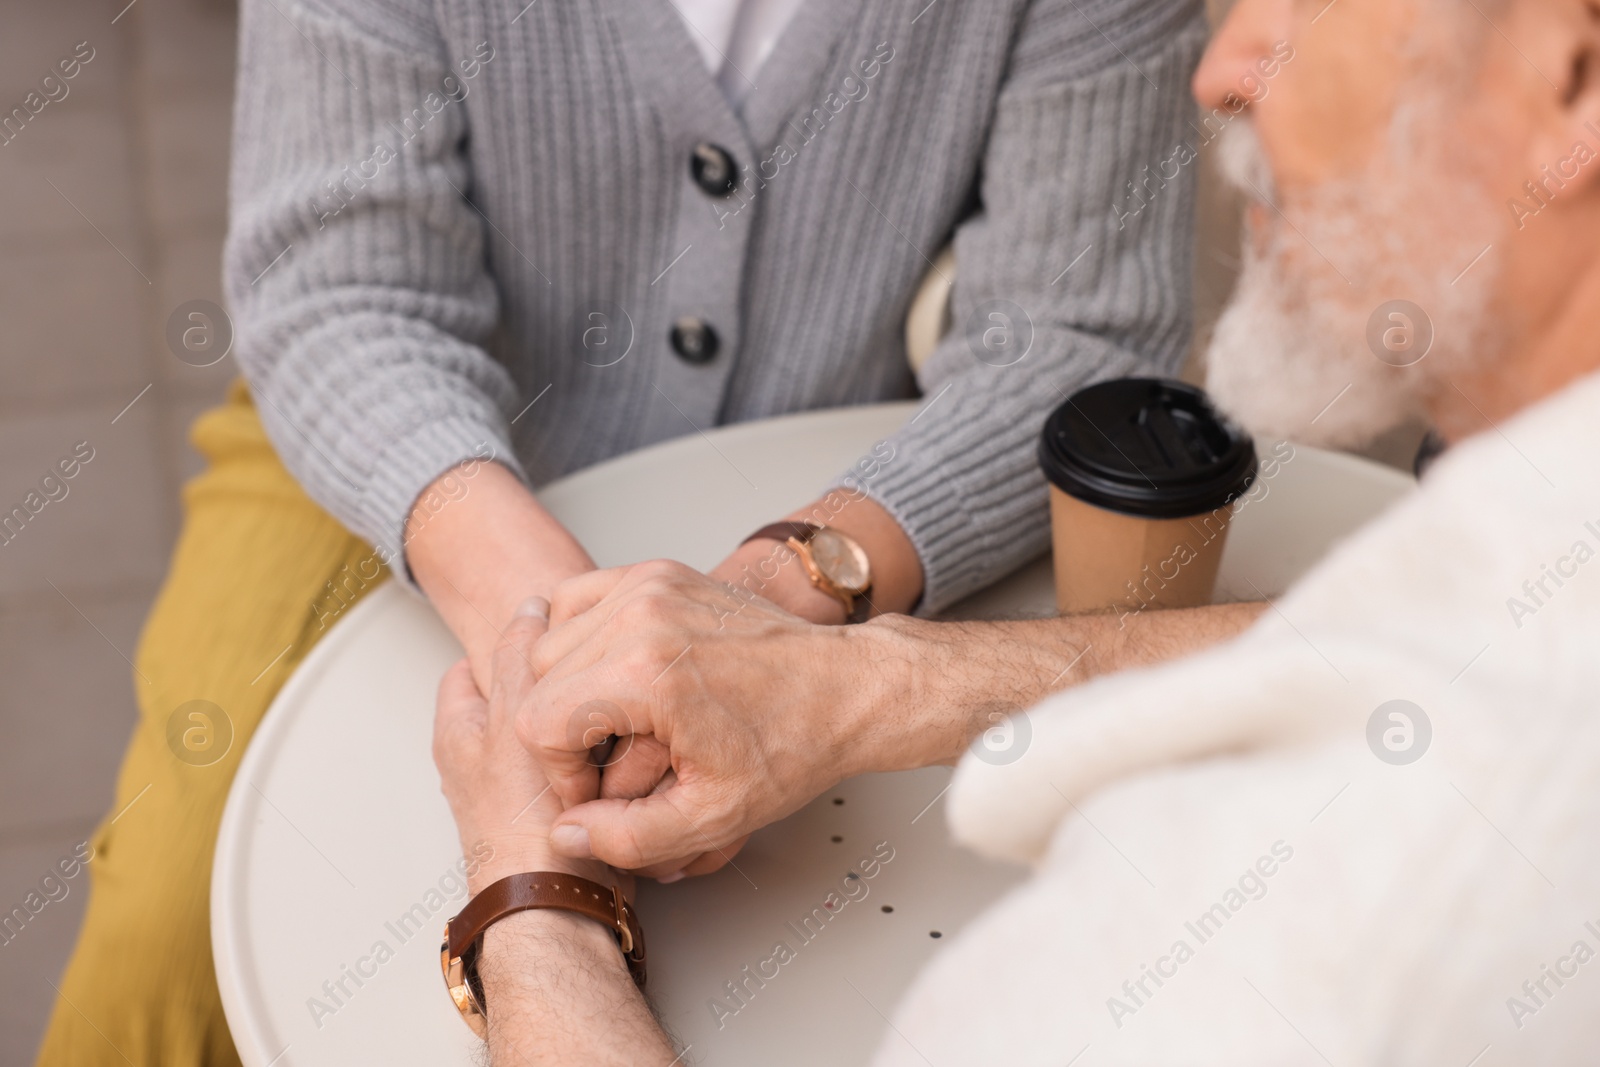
[832,1,1210,614]
[224,0,525,581]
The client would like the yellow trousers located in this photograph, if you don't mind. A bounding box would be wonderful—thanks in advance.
[36,383,387,1066]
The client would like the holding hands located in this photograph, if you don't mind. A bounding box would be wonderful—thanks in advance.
[519,560,897,876]
[422,466,950,882]
[435,481,1210,886]
[436,554,947,883]
[436,553,1259,886]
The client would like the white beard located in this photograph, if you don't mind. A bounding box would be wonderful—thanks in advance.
[1203,115,1502,449]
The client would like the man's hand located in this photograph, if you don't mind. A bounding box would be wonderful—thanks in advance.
[529,491,923,875]
[434,597,677,1065]
[433,597,611,892]
[521,561,1269,876]
[521,561,902,875]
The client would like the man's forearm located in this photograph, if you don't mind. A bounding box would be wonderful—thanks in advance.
[842,602,1267,775]
[479,910,676,1066]
[407,462,596,690]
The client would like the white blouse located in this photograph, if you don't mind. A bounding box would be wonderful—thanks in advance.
[672,0,806,102]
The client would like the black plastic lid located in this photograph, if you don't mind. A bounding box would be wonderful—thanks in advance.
[1038,378,1257,518]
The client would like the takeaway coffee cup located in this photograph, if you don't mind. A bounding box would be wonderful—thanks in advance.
[1038,378,1257,615]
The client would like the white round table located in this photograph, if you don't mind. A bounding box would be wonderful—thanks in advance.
[213,403,1413,1067]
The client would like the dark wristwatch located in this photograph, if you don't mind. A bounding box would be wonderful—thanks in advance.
[441,871,646,1038]
[742,521,874,622]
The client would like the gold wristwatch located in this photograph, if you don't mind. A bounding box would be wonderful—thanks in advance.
[742,521,874,622]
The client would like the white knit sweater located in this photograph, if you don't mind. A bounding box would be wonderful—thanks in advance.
[878,371,1600,1065]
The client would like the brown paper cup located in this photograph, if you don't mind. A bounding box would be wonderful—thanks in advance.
[1038,378,1256,618]
[1049,487,1233,615]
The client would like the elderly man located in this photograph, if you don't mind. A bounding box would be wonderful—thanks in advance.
[434,0,1600,1060]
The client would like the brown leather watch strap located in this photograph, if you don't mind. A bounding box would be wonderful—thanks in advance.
[742,520,822,546]
[448,872,646,987]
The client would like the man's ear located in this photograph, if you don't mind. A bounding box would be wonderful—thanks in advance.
[1533,0,1600,198]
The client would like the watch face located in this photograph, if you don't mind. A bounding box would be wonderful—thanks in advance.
[810,529,871,593]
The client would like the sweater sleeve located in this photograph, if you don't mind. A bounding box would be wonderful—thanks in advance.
[834,2,1210,614]
[224,0,525,580]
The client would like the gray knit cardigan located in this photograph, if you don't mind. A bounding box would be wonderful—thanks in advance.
[225,0,1206,611]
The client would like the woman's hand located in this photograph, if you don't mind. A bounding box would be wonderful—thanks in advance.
[408,462,596,696]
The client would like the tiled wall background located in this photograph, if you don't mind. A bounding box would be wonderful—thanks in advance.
[0,1,236,1061]
[0,1,1421,1062]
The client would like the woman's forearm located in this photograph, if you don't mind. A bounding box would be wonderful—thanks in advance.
[407,462,596,689]
[708,493,925,624]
